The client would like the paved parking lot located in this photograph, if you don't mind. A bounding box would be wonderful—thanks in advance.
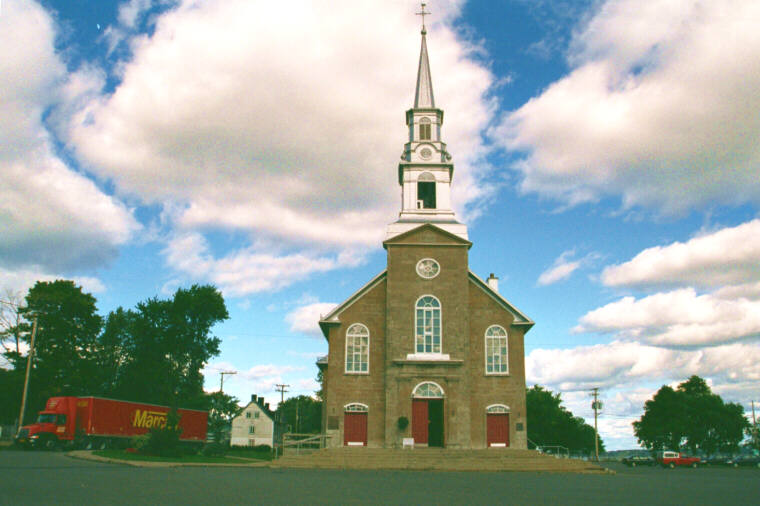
[1,450,758,505]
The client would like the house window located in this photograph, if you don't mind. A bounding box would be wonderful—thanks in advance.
[248,425,255,434]
[345,323,369,373]
[419,117,431,140]
[415,295,441,354]
[485,325,508,374]
[254,412,260,419]
[245,411,251,419]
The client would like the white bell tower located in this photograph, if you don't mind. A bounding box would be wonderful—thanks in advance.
[386,4,468,240]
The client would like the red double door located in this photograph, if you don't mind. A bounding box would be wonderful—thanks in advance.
[412,399,444,447]
[343,412,367,446]
[486,413,510,447]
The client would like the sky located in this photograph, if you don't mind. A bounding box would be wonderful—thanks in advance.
[1,0,760,450]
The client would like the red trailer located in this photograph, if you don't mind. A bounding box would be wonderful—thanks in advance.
[15,396,208,450]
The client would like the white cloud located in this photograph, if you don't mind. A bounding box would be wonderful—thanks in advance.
[0,0,139,274]
[0,266,105,296]
[527,340,760,394]
[602,219,760,289]
[67,0,496,253]
[537,250,597,285]
[494,0,760,215]
[575,288,760,347]
[164,232,363,296]
[285,302,338,336]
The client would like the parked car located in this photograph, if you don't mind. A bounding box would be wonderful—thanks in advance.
[622,455,656,467]
[704,455,739,467]
[657,450,700,468]
[734,455,760,468]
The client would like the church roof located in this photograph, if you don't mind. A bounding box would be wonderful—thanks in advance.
[318,270,387,340]
[383,222,471,248]
[469,271,534,330]
[414,28,435,108]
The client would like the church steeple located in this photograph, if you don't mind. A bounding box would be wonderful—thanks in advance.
[386,3,468,241]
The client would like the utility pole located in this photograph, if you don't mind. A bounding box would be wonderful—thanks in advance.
[591,387,602,462]
[17,317,38,431]
[275,384,289,425]
[219,371,236,393]
[752,400,757,449]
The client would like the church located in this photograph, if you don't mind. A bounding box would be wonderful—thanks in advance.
[317,13,533,450]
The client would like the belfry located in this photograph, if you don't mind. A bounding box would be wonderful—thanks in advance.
[318,4,533,449]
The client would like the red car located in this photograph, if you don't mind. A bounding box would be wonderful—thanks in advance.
[657,450,701,468]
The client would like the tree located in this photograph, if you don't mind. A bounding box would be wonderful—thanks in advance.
[633,376,749,454]
[276,395,322,433]
[108,284,228,407]
[526,385,603,454]
[11,281,103,423]
[206,391,240,443]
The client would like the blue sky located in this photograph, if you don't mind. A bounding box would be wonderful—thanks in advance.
[2,0,760,450]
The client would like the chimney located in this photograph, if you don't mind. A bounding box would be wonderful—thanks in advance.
[265,403,270,411]
[251,394,258,404]
[487,273,499,292]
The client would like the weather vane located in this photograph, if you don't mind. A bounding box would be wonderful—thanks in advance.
[416,2,430,33]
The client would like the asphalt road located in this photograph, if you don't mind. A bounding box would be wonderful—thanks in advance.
[1,450,759,505]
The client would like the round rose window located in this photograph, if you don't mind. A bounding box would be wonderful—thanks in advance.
[416,258,440,279]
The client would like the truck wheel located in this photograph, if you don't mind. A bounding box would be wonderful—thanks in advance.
[668,462,675,469]
[43,435,59,451]
[98,439,108,450]
[691,462,697,468]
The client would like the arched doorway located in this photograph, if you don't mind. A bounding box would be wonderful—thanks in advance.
[486,404,510,447]
[343,403,368,446]
[411,382,444,447]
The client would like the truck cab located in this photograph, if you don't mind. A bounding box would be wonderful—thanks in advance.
[658,450,701,468]
[14,397,76,449]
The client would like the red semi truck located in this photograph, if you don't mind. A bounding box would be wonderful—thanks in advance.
[14,396,208,450]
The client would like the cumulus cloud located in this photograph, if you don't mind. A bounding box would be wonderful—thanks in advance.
[575,288,760,347]
[203,361,300,403]
[0,266,105,296]
[67,0,495,253]
[602,219,760,289]
[494,0,760,215]
[164,232,361,296]
[0,0,139,274]
[285,302,338,336]
[527,340,760,393]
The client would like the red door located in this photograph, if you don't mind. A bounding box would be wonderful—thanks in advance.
[343,413,367,446]
[487,413,509,447]
[412,399,428,444]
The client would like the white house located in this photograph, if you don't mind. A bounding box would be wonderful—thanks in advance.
[230,394,279,447]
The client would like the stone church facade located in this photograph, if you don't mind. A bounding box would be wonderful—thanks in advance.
[318,17,533,450]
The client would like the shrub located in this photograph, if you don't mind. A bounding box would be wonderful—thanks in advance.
[397,416,409,431]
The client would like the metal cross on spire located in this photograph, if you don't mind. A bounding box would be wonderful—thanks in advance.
[416,2,430,34]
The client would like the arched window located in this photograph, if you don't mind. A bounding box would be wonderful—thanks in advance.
[344,403,369,412]
[412,382,444,398]
[486,404,510,414]
[415,296,441,354]
[345,323,369,373]
[485,325,508,374]
[419,117,431,140]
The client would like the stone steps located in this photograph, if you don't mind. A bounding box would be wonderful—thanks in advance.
[271,448,608,473]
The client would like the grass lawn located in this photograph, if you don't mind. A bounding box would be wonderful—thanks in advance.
[93,449,271,464]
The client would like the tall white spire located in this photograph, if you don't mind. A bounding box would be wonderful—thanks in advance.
[385,3,468,241]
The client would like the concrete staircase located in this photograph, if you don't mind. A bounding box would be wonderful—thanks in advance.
[271,447,609,473]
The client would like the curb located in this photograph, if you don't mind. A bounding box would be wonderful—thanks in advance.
[65,450,270,468]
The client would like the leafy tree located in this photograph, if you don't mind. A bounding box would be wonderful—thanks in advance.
[526,385,603,454]
[276,395,322,433]
[206,391,240,443]
[633,376,749,454]
[11,281,103,423]
[108,285,228,407]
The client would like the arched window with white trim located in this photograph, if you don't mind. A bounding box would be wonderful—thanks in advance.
[485,325,508,374]
[415,296,441,354]
[412,381,444,398]
[486,404,510,414]
[345,324,369,373]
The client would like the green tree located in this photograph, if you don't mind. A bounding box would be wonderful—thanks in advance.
[12,281,103,423]
[276,395,322,433]
[206,391,240,443]
[109,285,228,407]
[633,376,748,454]
[526,385,603,454]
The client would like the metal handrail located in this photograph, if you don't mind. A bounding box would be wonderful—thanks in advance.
[280,433,332,457]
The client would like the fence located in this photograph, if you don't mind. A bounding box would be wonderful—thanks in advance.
[279,433,332,457]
